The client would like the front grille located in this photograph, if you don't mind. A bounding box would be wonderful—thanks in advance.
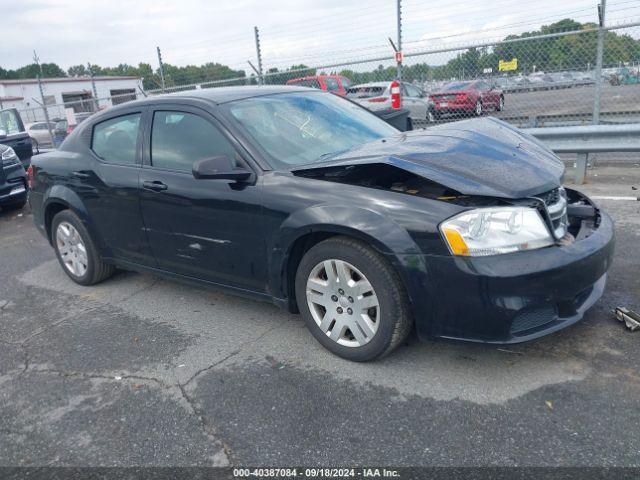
[535,187,568,239]
[511,306,558,334]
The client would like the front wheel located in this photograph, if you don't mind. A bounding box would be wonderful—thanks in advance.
[497,96,504,111]
[295,237,412,361]
[52,210,115,286]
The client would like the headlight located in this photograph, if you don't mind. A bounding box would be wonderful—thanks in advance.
[1,147,20,166]
[439,206,554,256]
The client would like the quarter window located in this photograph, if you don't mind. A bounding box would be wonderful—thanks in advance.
[91,113,141,165]
[150,111,237,172]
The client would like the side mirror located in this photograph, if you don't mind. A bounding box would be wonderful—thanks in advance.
[192,155,252,182]
[0,129,7,140]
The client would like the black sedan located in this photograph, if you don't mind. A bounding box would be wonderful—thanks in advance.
[28,86,614,361]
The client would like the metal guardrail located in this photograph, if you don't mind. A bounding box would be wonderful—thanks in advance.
[524,124,640,184]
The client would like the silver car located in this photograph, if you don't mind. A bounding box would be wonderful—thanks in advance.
[25,121,56,149]
[346,81,436,123]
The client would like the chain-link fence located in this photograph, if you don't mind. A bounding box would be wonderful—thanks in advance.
[14,8,640,147]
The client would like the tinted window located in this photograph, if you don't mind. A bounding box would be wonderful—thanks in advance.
[92,113,141,165]
[151,111,236,172]
[324,77,340,92]
[340,77,352,89]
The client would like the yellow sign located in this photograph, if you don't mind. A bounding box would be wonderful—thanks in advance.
[499,58,518,71]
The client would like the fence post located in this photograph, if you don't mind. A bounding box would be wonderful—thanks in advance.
[88,63,99,110]
[157,46,166,93]
[592,0,606,124]
[396,0,403,84]
[254,26,264,85]
[575,153,589,184]
[36,75,55,148]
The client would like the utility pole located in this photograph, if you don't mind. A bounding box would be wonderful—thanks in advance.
[33,50,44,77]
[157,46,166,93]
[593,0,606,124]
[87,63,99,111]
[36,75,55,147]
[254,26,264,85]
[396,0,403,84]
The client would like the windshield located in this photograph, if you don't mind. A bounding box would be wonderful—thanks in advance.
[226,92,398,168]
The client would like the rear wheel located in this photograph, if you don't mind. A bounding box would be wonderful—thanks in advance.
[497,95,505,111]
[52,210,115,286]
[295,237,412,361]
[31,138,39,153]
[427,109,436,123]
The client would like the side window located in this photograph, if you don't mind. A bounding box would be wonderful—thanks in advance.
[406,84,422,98]
[92,113,141,165]
[151,111,237,173]
[324,77,340,92]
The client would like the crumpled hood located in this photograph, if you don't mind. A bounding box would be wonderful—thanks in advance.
[297,117,564,199]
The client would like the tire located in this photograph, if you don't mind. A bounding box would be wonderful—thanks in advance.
[496,95,504,111]
[295,236,412,361]
[427,109,436,123]
[51,209,115,286]
[474,100,483,116]
[31,138,39,153]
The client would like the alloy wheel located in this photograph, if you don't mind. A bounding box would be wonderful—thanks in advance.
[56,221,88,277]
[306,259,379,347]
[475,101,482,116]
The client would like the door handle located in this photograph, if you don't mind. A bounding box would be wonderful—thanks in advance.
[143,180,168,192]
[71,171,91,179]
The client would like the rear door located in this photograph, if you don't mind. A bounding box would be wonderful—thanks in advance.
[138,104,267,292]
[80,108,154,266]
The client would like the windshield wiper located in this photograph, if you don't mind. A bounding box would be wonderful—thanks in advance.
[318,148,349,162]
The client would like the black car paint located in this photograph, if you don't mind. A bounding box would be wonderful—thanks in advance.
[0,144,28,207]
[29,87,615,344]
[0,108,33,167]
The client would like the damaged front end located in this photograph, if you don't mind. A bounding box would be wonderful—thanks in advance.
[292,160,601,254]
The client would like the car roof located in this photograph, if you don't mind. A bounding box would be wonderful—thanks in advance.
[92,85,316,117]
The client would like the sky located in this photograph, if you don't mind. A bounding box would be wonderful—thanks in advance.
[1,0,638,73]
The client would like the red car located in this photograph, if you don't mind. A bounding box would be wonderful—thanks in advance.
[429,80,504,118]
[286,75,352,96]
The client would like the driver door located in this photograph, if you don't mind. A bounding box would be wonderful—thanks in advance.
[138,105,267,292]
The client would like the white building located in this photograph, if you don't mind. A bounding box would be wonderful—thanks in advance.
[0,76,143,122]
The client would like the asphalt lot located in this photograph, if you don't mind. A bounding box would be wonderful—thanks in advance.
[0,164,639,467]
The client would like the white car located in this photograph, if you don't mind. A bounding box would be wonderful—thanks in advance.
[25,121,56,149]
[346,81,436,123]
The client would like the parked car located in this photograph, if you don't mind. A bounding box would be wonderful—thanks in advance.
[30,86,614,361]
[429,80,504,118]
[53,119,70,147]
[0,108,33,167]
[52,113,95,148]
[25,121,57,150]
[286,75,352,96]
[347,81,436,123]
[0,144,28,210]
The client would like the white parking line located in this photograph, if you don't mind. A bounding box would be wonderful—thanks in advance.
[591,196,638,201]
